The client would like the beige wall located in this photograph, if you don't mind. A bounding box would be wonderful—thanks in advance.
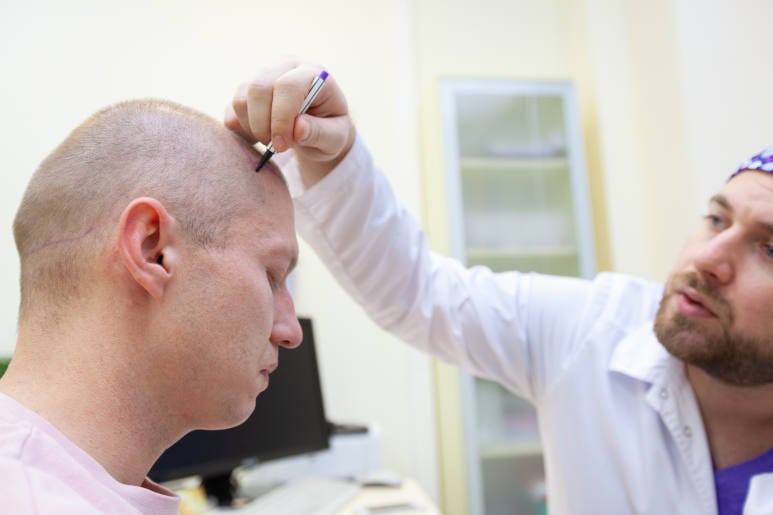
[0,0,439,502]
[672,0,773,202]
[578,0,772,281]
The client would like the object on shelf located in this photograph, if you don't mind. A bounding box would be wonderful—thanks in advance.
[464,211,572,248]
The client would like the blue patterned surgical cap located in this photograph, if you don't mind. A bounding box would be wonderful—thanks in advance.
[729,146,773,180]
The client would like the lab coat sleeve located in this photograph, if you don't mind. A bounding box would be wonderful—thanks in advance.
[287,133,598,401]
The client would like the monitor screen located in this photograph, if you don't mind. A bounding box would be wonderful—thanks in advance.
[149,317,330,501]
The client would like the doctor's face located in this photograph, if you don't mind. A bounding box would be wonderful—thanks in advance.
[654,171,773,386]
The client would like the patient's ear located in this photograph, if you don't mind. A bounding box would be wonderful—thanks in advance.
[117,197,174,299]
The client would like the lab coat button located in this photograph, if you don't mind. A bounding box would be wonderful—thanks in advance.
[683,426,693,437]
[659,387,668,399]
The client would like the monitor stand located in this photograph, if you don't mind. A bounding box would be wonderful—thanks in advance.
[201,471,248,507]
[202,469,277,508]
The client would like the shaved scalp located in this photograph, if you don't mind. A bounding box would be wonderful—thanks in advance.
[14,99,262,322]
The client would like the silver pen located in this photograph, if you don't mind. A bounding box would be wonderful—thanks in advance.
[255,70,329,171]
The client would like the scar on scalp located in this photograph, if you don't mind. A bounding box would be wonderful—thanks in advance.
[26,197,123,256]
[28,226,97,256]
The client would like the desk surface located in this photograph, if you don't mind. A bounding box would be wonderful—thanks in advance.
[336,478,441,514]
[176,476,440,515]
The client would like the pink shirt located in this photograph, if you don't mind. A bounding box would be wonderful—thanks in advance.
[0,392,180,514]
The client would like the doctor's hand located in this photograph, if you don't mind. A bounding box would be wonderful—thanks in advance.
[225,59,356,187]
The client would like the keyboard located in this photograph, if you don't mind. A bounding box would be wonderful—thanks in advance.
[234,476,361,515]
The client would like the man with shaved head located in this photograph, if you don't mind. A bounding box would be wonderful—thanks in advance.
[0,99,302,513]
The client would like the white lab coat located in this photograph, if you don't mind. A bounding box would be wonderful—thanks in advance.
[286,134,771,514]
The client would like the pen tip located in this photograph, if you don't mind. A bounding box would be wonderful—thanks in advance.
[255,150,273,172]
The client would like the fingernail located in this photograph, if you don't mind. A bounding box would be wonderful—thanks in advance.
[273,134,287,151]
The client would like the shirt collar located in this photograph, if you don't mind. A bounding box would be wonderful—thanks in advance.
[609,321,678,384]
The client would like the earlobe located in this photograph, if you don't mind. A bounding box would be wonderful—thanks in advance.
[117,197,173,299]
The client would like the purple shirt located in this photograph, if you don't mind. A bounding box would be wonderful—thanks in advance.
[0,392,179,514]
[715,447,773,515]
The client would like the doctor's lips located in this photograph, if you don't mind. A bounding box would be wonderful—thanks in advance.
[678,287,719,317]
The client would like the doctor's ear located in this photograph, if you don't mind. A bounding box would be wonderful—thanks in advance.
[117,197,175,299]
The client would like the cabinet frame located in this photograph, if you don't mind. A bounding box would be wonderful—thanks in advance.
[439,78,596,515]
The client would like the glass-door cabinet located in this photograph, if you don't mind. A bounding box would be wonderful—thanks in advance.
[439,79,596,515]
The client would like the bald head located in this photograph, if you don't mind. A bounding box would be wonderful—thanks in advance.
[14,99,269,321]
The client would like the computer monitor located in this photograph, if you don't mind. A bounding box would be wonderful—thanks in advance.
[149,317,330,505]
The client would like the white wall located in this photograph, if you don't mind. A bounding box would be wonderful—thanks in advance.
[0,0,438,501]
[581,0,773,280]
[672,0,773,201]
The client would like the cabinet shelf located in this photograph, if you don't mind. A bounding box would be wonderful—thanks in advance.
[460,156,569,171]
[480,441,543,460]
[441,79,595,515]
[467,246,578,258]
